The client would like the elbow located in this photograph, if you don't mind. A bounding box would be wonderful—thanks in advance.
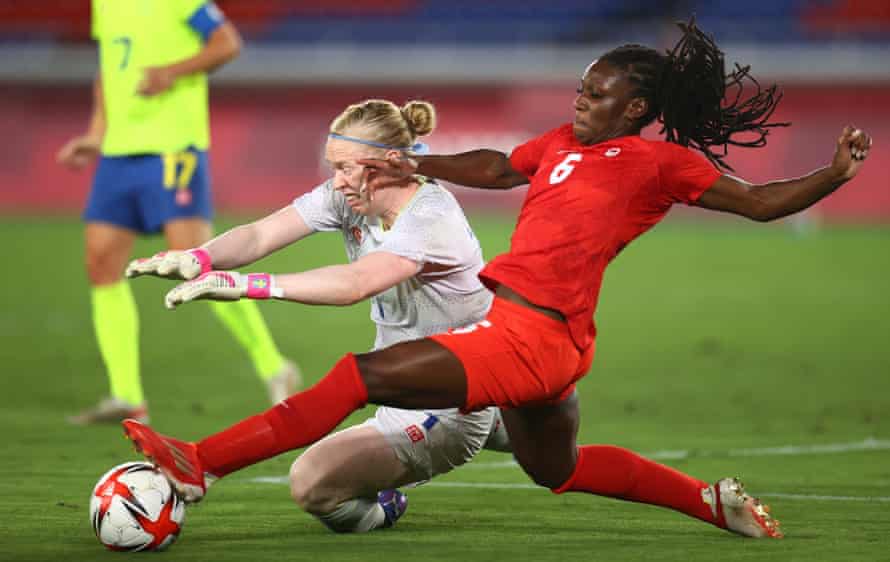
[340,280,370,306]
[748,205,785,223]
[340,293,365,307]
[743,194,784,222]
[220,37,241,64]
[749,208,776,222]
[216,24,243,64]
[226,35,242,61]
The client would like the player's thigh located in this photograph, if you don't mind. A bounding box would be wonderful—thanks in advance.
[356,338,468,410]
[162,217,213,250]
[370,407,495,483]
[289,425,413,513]
[84,222,138,285]
[501,391,580,489]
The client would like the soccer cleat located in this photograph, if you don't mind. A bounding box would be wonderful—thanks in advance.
[121,419,211,504]
[68,397,149,426]
[377,490,408,528]
[265,359,303,404]
[712,477,783,538]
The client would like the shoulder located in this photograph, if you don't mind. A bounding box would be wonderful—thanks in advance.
[405,182,464,220]
[645,139,709,163]
[296,179,347,208]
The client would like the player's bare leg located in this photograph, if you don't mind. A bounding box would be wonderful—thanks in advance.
[123,339,468,502]
[506,395,782,538]
[164,217,301,403]
[290,425,414,532]
[70,222,147,425]
[500,392,581,489]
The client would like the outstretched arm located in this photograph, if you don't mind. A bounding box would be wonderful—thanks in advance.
[697,126,872,222]
[361,150,529,192]
[204,206,314,268]
[164,251,420,309]
[127,206,313,279]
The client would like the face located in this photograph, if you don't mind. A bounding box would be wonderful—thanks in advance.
[324,137,380,216]
[572,59,640,145]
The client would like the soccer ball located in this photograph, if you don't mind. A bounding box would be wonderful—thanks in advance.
[89,461,185,551]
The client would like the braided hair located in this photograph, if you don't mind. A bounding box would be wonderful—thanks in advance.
[600,18,788,171]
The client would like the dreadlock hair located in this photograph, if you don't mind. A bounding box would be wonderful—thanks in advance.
[600,17,789,171]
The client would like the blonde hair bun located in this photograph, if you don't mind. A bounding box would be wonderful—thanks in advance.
[401,100,436,137]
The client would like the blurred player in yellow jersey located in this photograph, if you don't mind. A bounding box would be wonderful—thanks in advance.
[57,0,300,425]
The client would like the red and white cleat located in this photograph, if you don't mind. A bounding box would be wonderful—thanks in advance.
[707,477,783,538]
[121,419,213,504]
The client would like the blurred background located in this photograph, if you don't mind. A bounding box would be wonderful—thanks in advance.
[2,5,889,558]
[1,0,888,219]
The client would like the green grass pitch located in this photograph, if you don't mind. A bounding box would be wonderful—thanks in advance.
[0,215,888,561]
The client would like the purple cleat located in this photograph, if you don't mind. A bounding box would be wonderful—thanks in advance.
[377,490,408,528]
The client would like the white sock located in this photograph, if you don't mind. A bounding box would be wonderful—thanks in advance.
[316,498,385,533]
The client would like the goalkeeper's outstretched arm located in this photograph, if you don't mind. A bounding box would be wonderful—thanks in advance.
[164,251,420,309]
[203,206,314,269]
[127,206,314,280]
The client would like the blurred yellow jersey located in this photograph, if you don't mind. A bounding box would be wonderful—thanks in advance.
[92,0,221,155]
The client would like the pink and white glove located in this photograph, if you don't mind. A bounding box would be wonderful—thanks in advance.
[164,271,281,309]
[125,248,213,280]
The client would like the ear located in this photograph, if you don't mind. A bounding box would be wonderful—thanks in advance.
[624,97,649,121]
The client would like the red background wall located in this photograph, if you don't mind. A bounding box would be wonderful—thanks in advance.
[2,83,887,220]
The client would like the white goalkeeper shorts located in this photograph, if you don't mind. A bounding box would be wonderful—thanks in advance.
[360,406,498,481]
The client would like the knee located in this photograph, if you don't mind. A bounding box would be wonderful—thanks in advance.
[289,458,340,515]
[85,247,122,285]
[513,451,576,490]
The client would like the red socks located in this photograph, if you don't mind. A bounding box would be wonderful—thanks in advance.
[554,445,723,528]
[197,354,368,477]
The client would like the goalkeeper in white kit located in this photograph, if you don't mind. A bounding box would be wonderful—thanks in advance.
[127,98,510,533]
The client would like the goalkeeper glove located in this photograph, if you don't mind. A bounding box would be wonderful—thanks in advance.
[125,248,213,280]
[165,271,281,309]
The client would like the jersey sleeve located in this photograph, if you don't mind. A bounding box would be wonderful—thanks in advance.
[292,181,350,232]
[656,142,723,205]
[185,1,226,40]
[508,124,571,178]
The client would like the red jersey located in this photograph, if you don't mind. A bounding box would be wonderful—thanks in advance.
[479,124,721,350]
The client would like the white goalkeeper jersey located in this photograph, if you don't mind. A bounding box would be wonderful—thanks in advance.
[293,179,493,350]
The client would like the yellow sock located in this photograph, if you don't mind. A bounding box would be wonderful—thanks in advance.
[92,281,143,405]
[210,300,286,380]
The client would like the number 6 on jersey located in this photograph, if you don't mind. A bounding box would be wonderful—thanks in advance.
[550,153,582,184]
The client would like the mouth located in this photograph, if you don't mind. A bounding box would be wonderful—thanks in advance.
[344,194,363,208]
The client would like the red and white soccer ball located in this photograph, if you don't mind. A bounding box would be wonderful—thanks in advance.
[89,461,185,551]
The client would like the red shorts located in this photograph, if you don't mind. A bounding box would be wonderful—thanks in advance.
[431,296,594,413]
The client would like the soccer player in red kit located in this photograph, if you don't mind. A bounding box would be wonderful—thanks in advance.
[123,20,871,538]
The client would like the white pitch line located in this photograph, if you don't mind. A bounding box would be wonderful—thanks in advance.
[463,437,890,469]
[760,493,890,503]
[248,477,890,502]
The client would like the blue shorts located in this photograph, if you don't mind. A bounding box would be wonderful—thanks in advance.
[83,148,213,234]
